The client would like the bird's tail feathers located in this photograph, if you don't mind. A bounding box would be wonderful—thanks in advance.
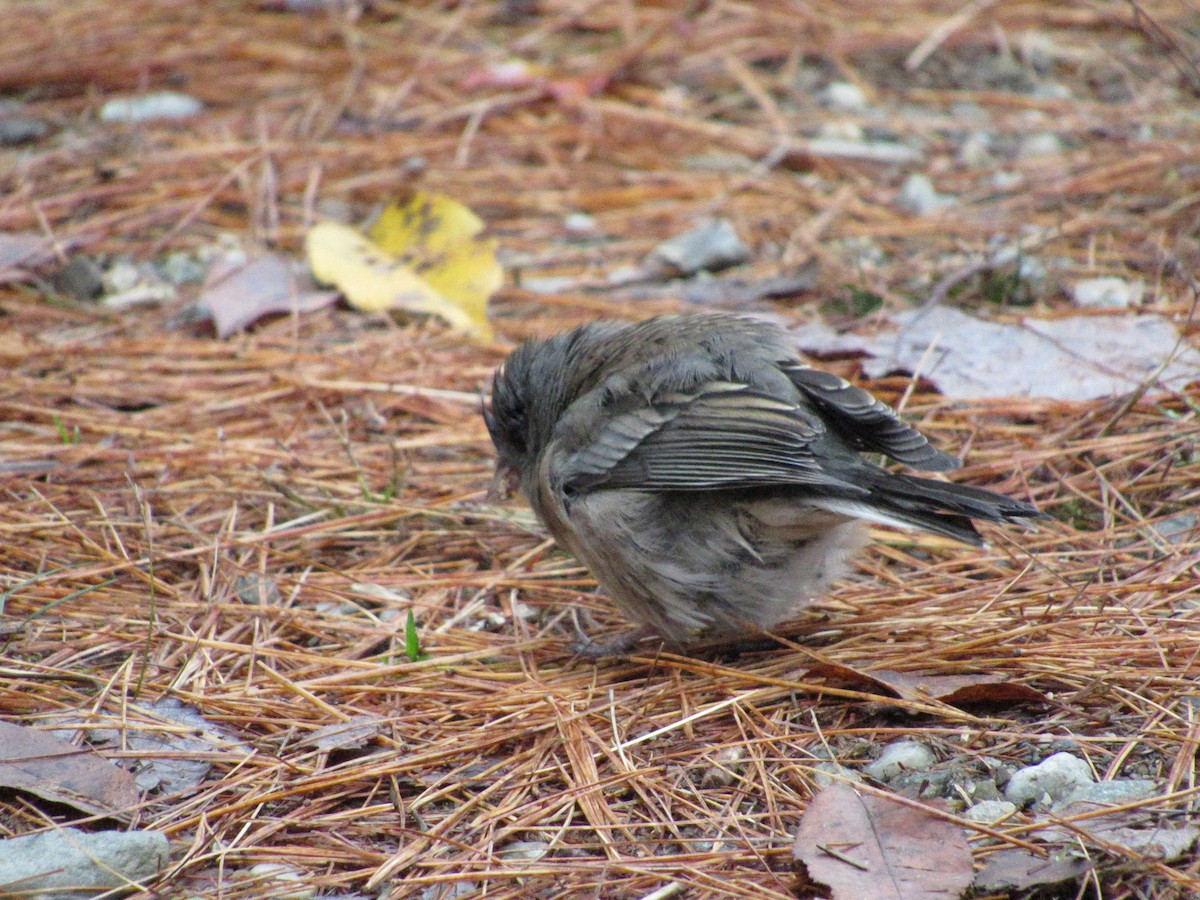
[816,470,1046,546]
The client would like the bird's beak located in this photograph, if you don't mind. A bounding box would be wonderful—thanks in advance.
[487,463,520,503]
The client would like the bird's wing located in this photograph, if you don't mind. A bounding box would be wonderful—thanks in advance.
[780,362,961,472]
[560,380,868,494]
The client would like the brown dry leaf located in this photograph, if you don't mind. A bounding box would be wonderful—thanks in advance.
[0,720,139,819]
[972,848,1091,894]
[306,193,499,340]
[793,784,972,900]
[199,252,338,338]
[806,663,1048,708]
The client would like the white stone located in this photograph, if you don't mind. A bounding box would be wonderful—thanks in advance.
[100,91,203,122]
[1005,752,1094,806]
[821,81,869,112]
[1070,276,1144,309]
[964,799,1018,823]
[897,173,957,216]
[866,740,936,781]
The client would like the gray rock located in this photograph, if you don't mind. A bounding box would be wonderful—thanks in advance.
[1070,276,1144,309]
[0,113,48,145]
[1030,82,1074,101]
[866,740,936,782]
[1157,513,1198,545]
[1020,32,1063,74]
[1019,131,1065,157]
[100,91,204,123]
[158,251,209,285]
[0,828,168,899]
[811,761,864,790]
[649,218,750,275]
[897,173,957,216]
[806,137,922,165]
[820,81,869,112]
[498,840,550,861]
[245,863,314,899]
[564,212,598,236]
[1005,752,1094,807]
[957,131,994,167]
[817,120,865,142]
[992,170,1024,190]
[964,799,1018,824]
[950,101,988,121]
[1054,778,1159,812]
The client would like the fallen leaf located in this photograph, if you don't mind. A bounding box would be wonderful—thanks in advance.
[793,784,973,900]
[0,231,56,282]
[794,306,1200,401]
[1037,802,1200,862]
[300,715,387,753]
[199,252,337,337]
[306,193,500,340]
[806,663,1048,708]
[0,720,139,818]
[972,848,1091,893]
[89,698,252,794]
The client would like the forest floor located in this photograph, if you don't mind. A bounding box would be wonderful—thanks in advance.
[1,2,1199,898]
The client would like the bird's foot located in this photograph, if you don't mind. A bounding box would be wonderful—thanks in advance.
[570,624,656,660]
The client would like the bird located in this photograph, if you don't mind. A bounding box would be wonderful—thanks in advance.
[483,313,1046,652]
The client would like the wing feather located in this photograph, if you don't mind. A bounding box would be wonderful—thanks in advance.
[561,382,864,494]
[781,362,961,472]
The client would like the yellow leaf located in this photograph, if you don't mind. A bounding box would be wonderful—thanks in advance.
[370,193,485,258]
[305,192,499,340]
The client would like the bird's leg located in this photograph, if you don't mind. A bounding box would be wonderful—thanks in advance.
[569,617,657,659]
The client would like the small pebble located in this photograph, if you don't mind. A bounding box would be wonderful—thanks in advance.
[246,864,314,900]
[866,740,936,782]
[818,120,865,142]
[100,91,204,123]
[1020,32,1062,73]
[950,101,988,121]
[563,212,598,236]
[522,275,579,295]
[991,170,1024,190]
[498,841,550,861]
[1019,132,1065,158]
[158,251,208,285]
[811,761,864,790]
[820,81,868,112]
[1070,276,1144,309]
[964,799,1018,824]
[897,173,957,216]
[1004,752,1094,807]
[700,746,747,788]
[1156,513,1198,544]
[50,256,106,301]
[649,218,750,276]
[1030,82,1074,101]
[1054,778,1159,811]
[0,113,48,145]
[806,137,922,165]
[957,131,994,167]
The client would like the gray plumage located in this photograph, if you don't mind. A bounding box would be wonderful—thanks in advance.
[484,314,1044,646]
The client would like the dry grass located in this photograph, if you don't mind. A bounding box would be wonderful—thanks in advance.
[2,1,1200,898]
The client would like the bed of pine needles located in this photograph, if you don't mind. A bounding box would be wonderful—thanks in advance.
[2,1,1199,898]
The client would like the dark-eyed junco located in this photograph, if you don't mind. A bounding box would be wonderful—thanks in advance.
[484,314,1045,650]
